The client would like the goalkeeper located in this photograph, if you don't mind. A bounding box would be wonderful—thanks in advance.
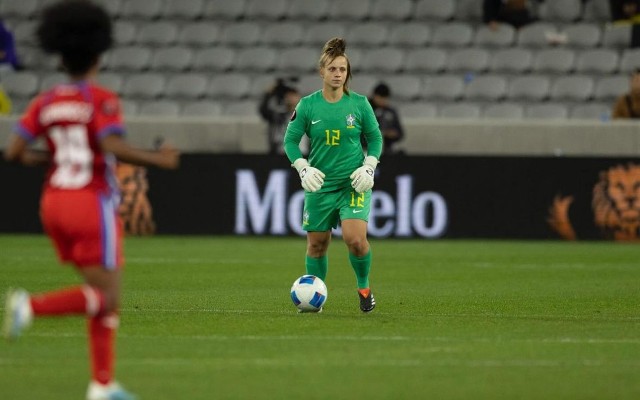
[283,37,383,313]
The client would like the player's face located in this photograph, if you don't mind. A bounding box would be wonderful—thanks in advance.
[321,56,348,90]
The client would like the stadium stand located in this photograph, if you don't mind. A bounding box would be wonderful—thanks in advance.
[0,0,632,120]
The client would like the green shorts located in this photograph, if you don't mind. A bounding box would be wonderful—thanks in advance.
[302,186,371,232]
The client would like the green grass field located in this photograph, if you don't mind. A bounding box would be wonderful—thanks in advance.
[0,235,639,400]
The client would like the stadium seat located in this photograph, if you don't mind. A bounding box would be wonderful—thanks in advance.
[464,75,508,101]
[208,74,252,99]
[178,23,220,47]
[538,0,582,22]
[297,74,322,96]
[456,0,483,21]
[327,0,372,21]
[582,0,610,22]
[525,103,569,119]
[382,76,422,101]
[532,48,576,74]
[516,22,558,47]
[138,100,181,117]
[39,72,66,91]
[575,49,619,74]
[120,99,139,116]
[108,46,153,71]
[415,0,455,20]
[432,23,474,47]
[203,0,247,20]
[162,0,204,20]
[0,0,38,19]
[248,75,278,99]
[347,23,390,47]
[562,23,602,48]
[388,24,431,48]
[235,47,278,72]
[439,103,481,119]
[593,75,628,101]
[165,74,209,99]
[244,0,289,20]
[508,75,551,101]
[361,48,405,73]
[286,0,330,20]
[223,100,259,116]
[370,0,414,20]
[489,48,533,73]
[483,103,525,119]
[122,74,166,100]
[120,0,163,19]
[192,47,236,71]
[619,49,640,73]
[93,0,122,17]
[113,21,137,45]
[304,23,348,46]
[422,75,465,101]
[349,74,378,96]
[602,25,632,48]
[181,101,223,117]
[276,46,319,73]
[404,48,448,73]
[151,47,194,72]
[550,75,594,101]
[219,22,262,47]
[136,22,179,47]
[474,24,516,47]
[398,102,437,118]
[570,103,611,120]
[447,48,490,72]
[261,23,305,47]
[12,21,37,46]
[95,73,124,93]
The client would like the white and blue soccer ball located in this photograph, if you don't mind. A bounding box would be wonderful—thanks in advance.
[290,275,327,312]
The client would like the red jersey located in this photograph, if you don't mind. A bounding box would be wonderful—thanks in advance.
[16,81,125,194]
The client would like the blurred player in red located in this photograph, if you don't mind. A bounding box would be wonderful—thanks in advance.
[2,1,179,399]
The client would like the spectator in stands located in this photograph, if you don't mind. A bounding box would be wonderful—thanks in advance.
[612,68,640,118]
[609,0,640,47]
[258,78,301,155]
[483,0,538,30]
[365,83,404,155]
[0,19,23,70]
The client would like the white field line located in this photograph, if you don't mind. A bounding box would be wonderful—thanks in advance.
[18,332,640,344]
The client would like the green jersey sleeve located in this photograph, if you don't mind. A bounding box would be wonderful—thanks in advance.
[360,97,383,160]
[283,97,308,163]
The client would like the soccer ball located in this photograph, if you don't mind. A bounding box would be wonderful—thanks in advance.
[290,275,327,312]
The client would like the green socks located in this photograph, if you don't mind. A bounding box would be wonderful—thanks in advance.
[349,250,372,289]
[305,254,328,281]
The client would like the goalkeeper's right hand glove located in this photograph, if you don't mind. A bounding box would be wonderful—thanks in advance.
[293,158,325,192]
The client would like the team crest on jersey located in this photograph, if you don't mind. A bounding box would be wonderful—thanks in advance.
[345,114,356,129]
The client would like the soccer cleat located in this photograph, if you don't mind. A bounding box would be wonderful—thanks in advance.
[358,289,376,313]
[86,381,138,400]
[3,288,33,340]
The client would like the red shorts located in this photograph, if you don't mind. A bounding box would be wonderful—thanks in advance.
[41,189,124,269]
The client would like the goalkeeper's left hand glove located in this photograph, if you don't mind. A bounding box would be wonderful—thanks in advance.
[350,156,378,193]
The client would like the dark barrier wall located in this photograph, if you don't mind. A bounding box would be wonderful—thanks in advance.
[3,154,640,240]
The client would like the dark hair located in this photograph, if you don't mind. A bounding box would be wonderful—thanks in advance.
[319,37,352,94]
[373,83,391,97]
[37,0,113,76]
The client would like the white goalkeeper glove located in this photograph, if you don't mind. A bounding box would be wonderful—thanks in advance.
[350,156,378,193]
[293,158,325,192]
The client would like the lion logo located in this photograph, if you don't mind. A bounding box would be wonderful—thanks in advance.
[548,163,640,241]
[592,164,640,241]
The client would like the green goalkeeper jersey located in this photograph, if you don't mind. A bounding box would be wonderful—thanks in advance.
[283,90,383,192]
